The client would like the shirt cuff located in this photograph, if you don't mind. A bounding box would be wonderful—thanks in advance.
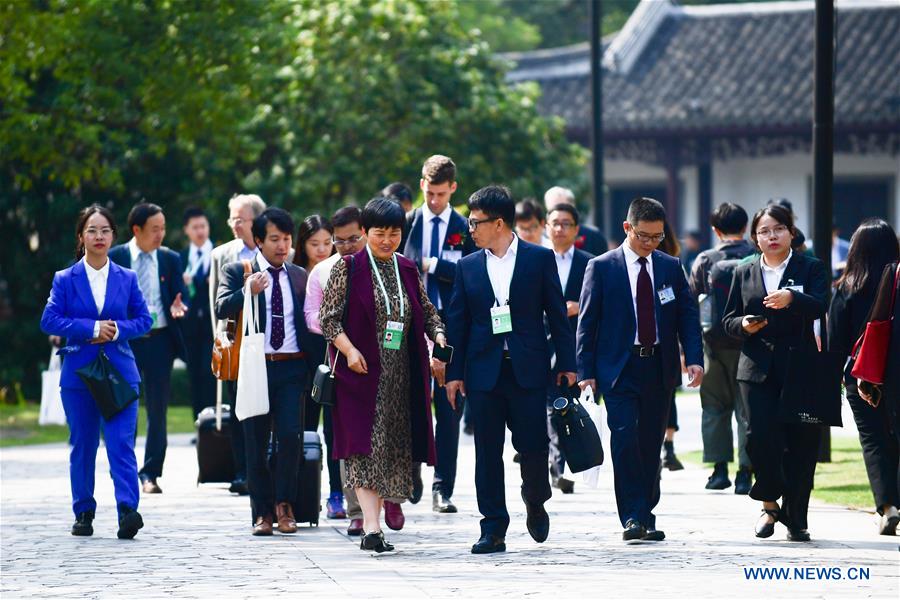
[427,257,438,274]
[93,321,100,338]
[112,321,120,341]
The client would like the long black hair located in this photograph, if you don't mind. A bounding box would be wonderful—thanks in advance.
[75,204,117,259]
[836,219,899,295]
[293,214,334,269]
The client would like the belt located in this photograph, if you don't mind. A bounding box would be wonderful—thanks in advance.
[631,344,659,358]
[265,351,306,362]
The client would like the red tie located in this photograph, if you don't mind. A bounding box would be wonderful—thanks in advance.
[637,257,656,347]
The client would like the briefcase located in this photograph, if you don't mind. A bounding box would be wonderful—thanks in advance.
[195,405,236,484]
[550,389,604,473]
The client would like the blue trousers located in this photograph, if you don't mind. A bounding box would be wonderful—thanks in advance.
[61,387,140,518]
[432,381,462,497]
[604,353,670,529]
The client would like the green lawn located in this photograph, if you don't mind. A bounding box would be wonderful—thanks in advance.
[0,403,196,448]
[680,435,873,510]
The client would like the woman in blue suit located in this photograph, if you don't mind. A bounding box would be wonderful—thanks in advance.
[41,205,153,539]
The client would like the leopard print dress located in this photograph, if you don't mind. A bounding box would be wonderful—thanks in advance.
[320,254,444,500]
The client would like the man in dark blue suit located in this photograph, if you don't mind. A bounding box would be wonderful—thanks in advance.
[445,185,576,554]
[577,197,704,542]
[401,155,476,513]
[109,203,189,494]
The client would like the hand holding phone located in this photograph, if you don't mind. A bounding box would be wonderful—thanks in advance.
[432,343,454,363]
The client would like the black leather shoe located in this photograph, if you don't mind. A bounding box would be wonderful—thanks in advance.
[229,478,249,495]
[512,453,521,464]
[552,476,575,494]
[521,492,549,543]
[662,441,684,471]
[471,534,506,554]
[755,507,779,538]
[734,468,752,495]
[463,423,474,436]
[117,506,144,540]
[642,528,666,541]
[360,531,395,553]
[787,528,811,542]
[72,511,94,536]
[623,518,646,541]
[705,463,731,490]
[432,491,458,513]
[410,464,423,505]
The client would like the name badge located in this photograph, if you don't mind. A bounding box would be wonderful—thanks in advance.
[490,305,513,334]
[657,286,676,305]
[443,250,462,264]
[783,284,804,294]
[150,311,159,328]
[384,320,404,350]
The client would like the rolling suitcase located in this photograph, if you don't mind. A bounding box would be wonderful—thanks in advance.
[294,431,323,526]
[196,405,236,484]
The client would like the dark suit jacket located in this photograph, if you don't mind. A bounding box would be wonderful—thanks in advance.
[214,259,312,353]
[180,247,213,347]
[563,248,592,333]
[109,243,188,360]
[402,207,476,309]
[722,252,828,383]
[577,224,608,257]
[445,238,575,392]
[576,247,703,393]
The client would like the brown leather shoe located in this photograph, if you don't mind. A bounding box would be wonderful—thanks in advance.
[141,478,162,494]
[252,514,274,536]
[275,502,297,534]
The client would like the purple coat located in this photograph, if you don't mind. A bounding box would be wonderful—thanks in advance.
[331,249,436,466]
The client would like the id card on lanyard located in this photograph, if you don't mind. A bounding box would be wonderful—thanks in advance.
[368,246,405,350]
[491,301,512,334]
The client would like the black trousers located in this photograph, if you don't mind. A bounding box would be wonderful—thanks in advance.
[304,335,341,495]
[226,380,247,480]
[740,377,821,530]
[846,378,900,510]
[243,358,306,521]
[604,353,670,529]
[131,330,176,480]
[468,359,551,538]
[184,319,216,418]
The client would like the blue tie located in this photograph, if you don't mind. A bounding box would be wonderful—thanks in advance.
[427,216,441,307]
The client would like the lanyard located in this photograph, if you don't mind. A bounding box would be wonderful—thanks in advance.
[366,246,405,319]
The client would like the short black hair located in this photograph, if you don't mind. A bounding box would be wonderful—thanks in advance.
[515,198,545,224]
[252,207,295,242]
[709,202,748,234]
[127,202,163,231]
[749,204,795,249]
[468,185,515,228]
[767,197,794,214]
[382,182,413,205]
[331,205,362,229]
[547,203,580,225]
[361,197,405,230]
[182,206,208,227]
[626,197,666,225]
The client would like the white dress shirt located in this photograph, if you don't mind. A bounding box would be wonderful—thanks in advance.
[552,245,575,292]
[128,238,168,328]
[256,253,299,354]
[621,243,659,345]
[485,234,519,307]
[760,250,792,294]
[188,239,213,277]
[83,257,119,340]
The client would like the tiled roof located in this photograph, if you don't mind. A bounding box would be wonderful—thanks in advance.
[503,0,900,137]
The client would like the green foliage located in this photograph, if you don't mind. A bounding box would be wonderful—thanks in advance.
[0,0,587,397]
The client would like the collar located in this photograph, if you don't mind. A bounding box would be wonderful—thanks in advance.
[256,253,283,273]
[422,203,452,224]
[622,242,652,266]
[191,239,213,256]
[129,237,158,263]
[82,256,110,278]
[486,233,519,260]
[553,245,574,261]
[761,250,793,273]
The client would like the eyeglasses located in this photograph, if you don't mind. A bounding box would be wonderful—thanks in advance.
[226,217,244,227]
[468,217,500,231]
[631,230,665,244]
[755,225,789,239]
[548,221,576,231]
[516,223,541,233]
[333,234,363,247]
[84,228,113,237]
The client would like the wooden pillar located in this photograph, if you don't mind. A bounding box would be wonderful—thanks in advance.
[698,139,713,248]
[664,141,680,233]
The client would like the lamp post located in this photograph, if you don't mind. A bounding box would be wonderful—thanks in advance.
[589,0,605,237]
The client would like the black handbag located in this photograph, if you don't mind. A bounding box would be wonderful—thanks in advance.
[75,347,139,420]
[778,321,843,427]
[311,256,353,407]
[550,386,604,473]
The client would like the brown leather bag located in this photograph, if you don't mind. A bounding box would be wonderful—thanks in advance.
[211,260,253,381]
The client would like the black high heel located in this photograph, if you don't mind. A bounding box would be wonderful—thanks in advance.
[755,507,780,538]
[360,531,395,553]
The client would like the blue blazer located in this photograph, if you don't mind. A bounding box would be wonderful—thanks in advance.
[402,208,477,309]
[576,247,703,394]
[109,243,189,359]
[445,239,575,392]
[40,260,153,390]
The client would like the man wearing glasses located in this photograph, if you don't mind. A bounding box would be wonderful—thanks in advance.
[576,197,704,543]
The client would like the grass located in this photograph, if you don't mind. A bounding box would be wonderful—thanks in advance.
[0,403,196,448]
[680,435,873,510]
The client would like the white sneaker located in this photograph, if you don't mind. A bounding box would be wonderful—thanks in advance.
[877,506,899,536]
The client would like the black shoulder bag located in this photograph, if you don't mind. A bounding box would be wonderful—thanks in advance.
[75,347,139,420]
[311,256,354,407]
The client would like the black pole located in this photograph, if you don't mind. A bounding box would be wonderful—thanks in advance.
[813,0,834,463]
[589,0,605,235]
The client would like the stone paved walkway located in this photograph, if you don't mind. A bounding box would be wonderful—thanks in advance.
[1,395,897,598]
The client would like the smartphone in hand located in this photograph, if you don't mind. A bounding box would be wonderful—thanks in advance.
[432,344,454,363]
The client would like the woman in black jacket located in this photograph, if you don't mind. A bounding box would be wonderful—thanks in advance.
[722,204,828,542]
[828,219,900,535]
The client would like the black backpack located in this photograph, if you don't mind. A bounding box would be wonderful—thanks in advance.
[699,244,754,349]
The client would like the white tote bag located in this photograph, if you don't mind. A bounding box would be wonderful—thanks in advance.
[39,351,67,426]
[235,279,270,421]
[577,385,605,489]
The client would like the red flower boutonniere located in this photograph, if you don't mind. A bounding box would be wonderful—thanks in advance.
[446,232,464,248]
[160,275,166,282]
[574,235,586,249]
